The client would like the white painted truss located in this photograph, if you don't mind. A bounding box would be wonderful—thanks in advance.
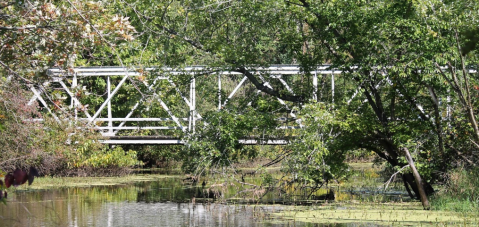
[29,65,341,144]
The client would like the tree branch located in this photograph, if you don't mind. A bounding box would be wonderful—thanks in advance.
[455,30,479,142]
[446,144,476,167]
[0,25,55,31]
[0,60,34,84]
[233,66,304,102]
[159,24,305,102]
[427,85,445,155]
[158,25,205,50]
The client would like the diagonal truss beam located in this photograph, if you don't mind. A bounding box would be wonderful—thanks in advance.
[258,75,296,118]
[222,76,248,107]
[29,86,60,122]
[38,65,344,138]
[88,73,131,124]
[112,74,198,134]
[58,80,93,120]
[156,95,186,132]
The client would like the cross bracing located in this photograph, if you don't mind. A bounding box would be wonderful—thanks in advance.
[29,65,479,144]
[28,65,344,144]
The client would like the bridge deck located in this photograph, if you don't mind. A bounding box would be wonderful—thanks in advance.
[102,136,290,145]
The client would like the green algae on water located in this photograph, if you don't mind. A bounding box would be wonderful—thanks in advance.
[16,174,178,190]
[274,202,479,226]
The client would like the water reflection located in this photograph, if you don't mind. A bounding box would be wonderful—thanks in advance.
[0,169,413,227]
[0,178,308,227]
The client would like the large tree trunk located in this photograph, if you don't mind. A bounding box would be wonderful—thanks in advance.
[403,147,430,210]
[402,173,435,198]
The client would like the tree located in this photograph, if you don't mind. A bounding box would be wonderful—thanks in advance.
[4,0,478,206]
[0,0,139,175]
[0,0,136,82]
[114,0,479,205]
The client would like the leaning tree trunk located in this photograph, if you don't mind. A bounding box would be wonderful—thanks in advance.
[402,147,430,210]
[402,173,435,199]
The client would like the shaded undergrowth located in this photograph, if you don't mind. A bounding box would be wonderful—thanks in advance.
[431,167,479,212]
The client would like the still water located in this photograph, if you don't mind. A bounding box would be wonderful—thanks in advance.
[3,168,470,226]
[0,177,307,227]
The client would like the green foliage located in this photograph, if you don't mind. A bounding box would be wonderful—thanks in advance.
[182,108,277,174]
[431,167,479,212]
[0,78,140,176]
[134,145,182,168]
[283,102,349,185]
[3,0,479,193]
[38,118,140,174]
[80,146,139,168]
[106,0,479,190]
[260,171,276,187]
[0,0,136,81]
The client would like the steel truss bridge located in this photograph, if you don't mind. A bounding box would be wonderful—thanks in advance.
[28,65,340,145]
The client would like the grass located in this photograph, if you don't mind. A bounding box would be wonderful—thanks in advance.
[430,167,479,212]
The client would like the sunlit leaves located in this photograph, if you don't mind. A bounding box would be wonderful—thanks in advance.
[182,108,277,174]
[283,102,348,185]
[0,0,136,81]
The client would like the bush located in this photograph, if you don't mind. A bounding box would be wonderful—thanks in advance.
[134,145,181,168]
[0,79,140,176]
[79,146,139,169]
[431,167,479,212]
[0,79,47,172]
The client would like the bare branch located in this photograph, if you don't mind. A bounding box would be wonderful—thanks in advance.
[447,62,468,106]
[383,165,409,192]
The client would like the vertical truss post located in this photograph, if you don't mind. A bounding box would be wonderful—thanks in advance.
[88,73,129,124]
[72,73,78,121]
[189,77,193,131]
[218,74,222,110]
[313,71,318,102]
[447,89,451,120]
[192,76,196,132]
[331,70,335,108]
[58,81,93,121]
[107,76,113,135]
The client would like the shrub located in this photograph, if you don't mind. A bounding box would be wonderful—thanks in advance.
[431,167,479,212]
[0,79,140,176]
[80,146,139,169]
[0,79,47,172]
